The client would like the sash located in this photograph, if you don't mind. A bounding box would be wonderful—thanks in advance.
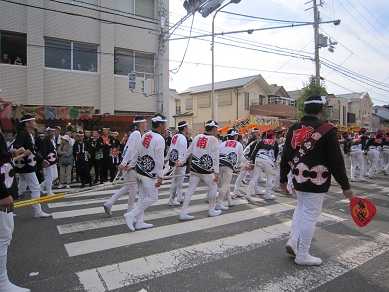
[288,123,334,169]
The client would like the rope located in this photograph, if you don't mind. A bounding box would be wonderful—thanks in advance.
[14,170,189,208]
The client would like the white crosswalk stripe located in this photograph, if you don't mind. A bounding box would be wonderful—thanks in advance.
[46,176,388,292]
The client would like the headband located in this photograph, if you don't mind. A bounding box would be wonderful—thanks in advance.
[304,96,327,105]
[46,127,55,131]
[20,117,35,123]
[177,122,188,128]
[227,130,239,136]
[251,128,259,133]
[151,116,167,122]
[134,119,146,123]
[205,121,219,128]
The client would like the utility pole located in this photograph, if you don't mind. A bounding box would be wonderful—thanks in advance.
[156,0,165,114]
[313,0,321,86]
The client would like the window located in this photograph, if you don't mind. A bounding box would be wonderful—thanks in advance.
[198,96,210,108]
[45,38,98,71]
[218,93,232,106]
[0,31,27,65]
[244,93,249,110]
[115,0,155,19]
[185,98,193,110]
[58,0,98,6]
[73,43,98,72]
[114,48,154,76]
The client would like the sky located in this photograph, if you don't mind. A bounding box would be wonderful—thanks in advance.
[167,0,389,106]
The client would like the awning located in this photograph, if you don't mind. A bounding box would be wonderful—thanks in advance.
[16,105,94,120]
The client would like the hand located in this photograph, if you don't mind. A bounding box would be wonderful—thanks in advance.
[213,173,219,183]
[279,182,288,193]
[42,160,50,168]
[125,165,133,171]
[343,189,354,200]
[0,196,14,213]
[118,164,125,171]
[23,149,31,156]
[155,177,163,188]
[175,161,182,167]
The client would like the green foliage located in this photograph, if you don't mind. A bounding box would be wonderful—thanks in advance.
[296,76,329,120]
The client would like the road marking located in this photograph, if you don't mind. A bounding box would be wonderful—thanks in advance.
[76,213,343,291]
[57,197,258,234]
[66,203,300,257]
[259,232,389,292]
[51,186,210,219]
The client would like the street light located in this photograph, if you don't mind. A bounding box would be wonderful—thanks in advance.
[211,0,241,121]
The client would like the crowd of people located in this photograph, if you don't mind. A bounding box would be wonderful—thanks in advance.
[1,96,389,291]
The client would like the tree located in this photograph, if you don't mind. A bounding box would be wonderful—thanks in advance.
[296,76,329,120]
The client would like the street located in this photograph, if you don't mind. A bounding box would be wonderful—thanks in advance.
[8,171,389,292]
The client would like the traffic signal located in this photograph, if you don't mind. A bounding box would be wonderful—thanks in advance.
[128,72,136,90]
[201,0,225,18]
[183,0,206,15]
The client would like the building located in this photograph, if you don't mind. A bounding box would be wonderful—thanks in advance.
[326,94,348,126]
[175,75,295,134]
[0,0,169,133]
[372,105,389,131]
[336,92,373,130]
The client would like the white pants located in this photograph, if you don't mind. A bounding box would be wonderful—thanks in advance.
[129,174,158,223]
[169,167,186,201]
[367,149,380,177]
[18,172,43,214]
[382,151,389,173]
[289,191,325,257]
[234,169,260,194]
[181,172,217,214]
[0,212,13,290]
[105,169,138,212]
[247,159,274,196]
[349,151,365,179]
[16,174,28,196]
[41,164,58,195]
[217,166,233,205]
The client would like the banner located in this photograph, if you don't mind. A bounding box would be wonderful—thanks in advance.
[16,106,94,120]
[336,125,364,133]
[220,115,279,134]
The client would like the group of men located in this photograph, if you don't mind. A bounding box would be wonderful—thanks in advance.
[2,93,381,292]
[343,127,389,180]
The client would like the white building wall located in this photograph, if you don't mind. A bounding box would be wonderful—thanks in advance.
[0,0,169,116]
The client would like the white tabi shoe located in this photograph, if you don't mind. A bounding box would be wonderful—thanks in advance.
[168,199,180,207]
[285,240,298,257]
[256,190,267,195]
[258,177,267,183]
[179,213,195,221]
[233,190,245,198]
[294,254,322,266]
[34,211,52,219]
[135,222,153,230]
[123,212,136,231]
[208,209,222,217]
[215,204,229,211]
[264,194,276,200]
[228,200,236,207]
[245,195,255,203]
[103,203,112,216]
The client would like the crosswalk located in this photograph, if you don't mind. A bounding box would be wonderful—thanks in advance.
[44,176,388,292]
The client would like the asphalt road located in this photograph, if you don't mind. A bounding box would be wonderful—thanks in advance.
[7,170,389,292]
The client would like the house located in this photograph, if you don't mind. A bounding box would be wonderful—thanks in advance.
[336,92,373,129]
[0,0,169,133]
[372,105,389,131]
[175,75,295,134]
[326,94,349,126]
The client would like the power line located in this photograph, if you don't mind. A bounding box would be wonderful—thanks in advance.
[0,0,159,33]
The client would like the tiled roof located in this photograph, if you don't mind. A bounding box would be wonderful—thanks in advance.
[180,75,260,94]
[336,92,365,100]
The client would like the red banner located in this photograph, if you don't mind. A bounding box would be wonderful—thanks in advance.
[16,106,94,120]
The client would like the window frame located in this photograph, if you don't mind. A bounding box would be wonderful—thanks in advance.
[44,37,98,72]
[114,47,155,77]
[0,30,27,66]
[115,0,155,19]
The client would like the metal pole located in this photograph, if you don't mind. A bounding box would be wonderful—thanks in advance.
[313,0,320,86]
[212,1,233,121]
[157,0,165,114]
